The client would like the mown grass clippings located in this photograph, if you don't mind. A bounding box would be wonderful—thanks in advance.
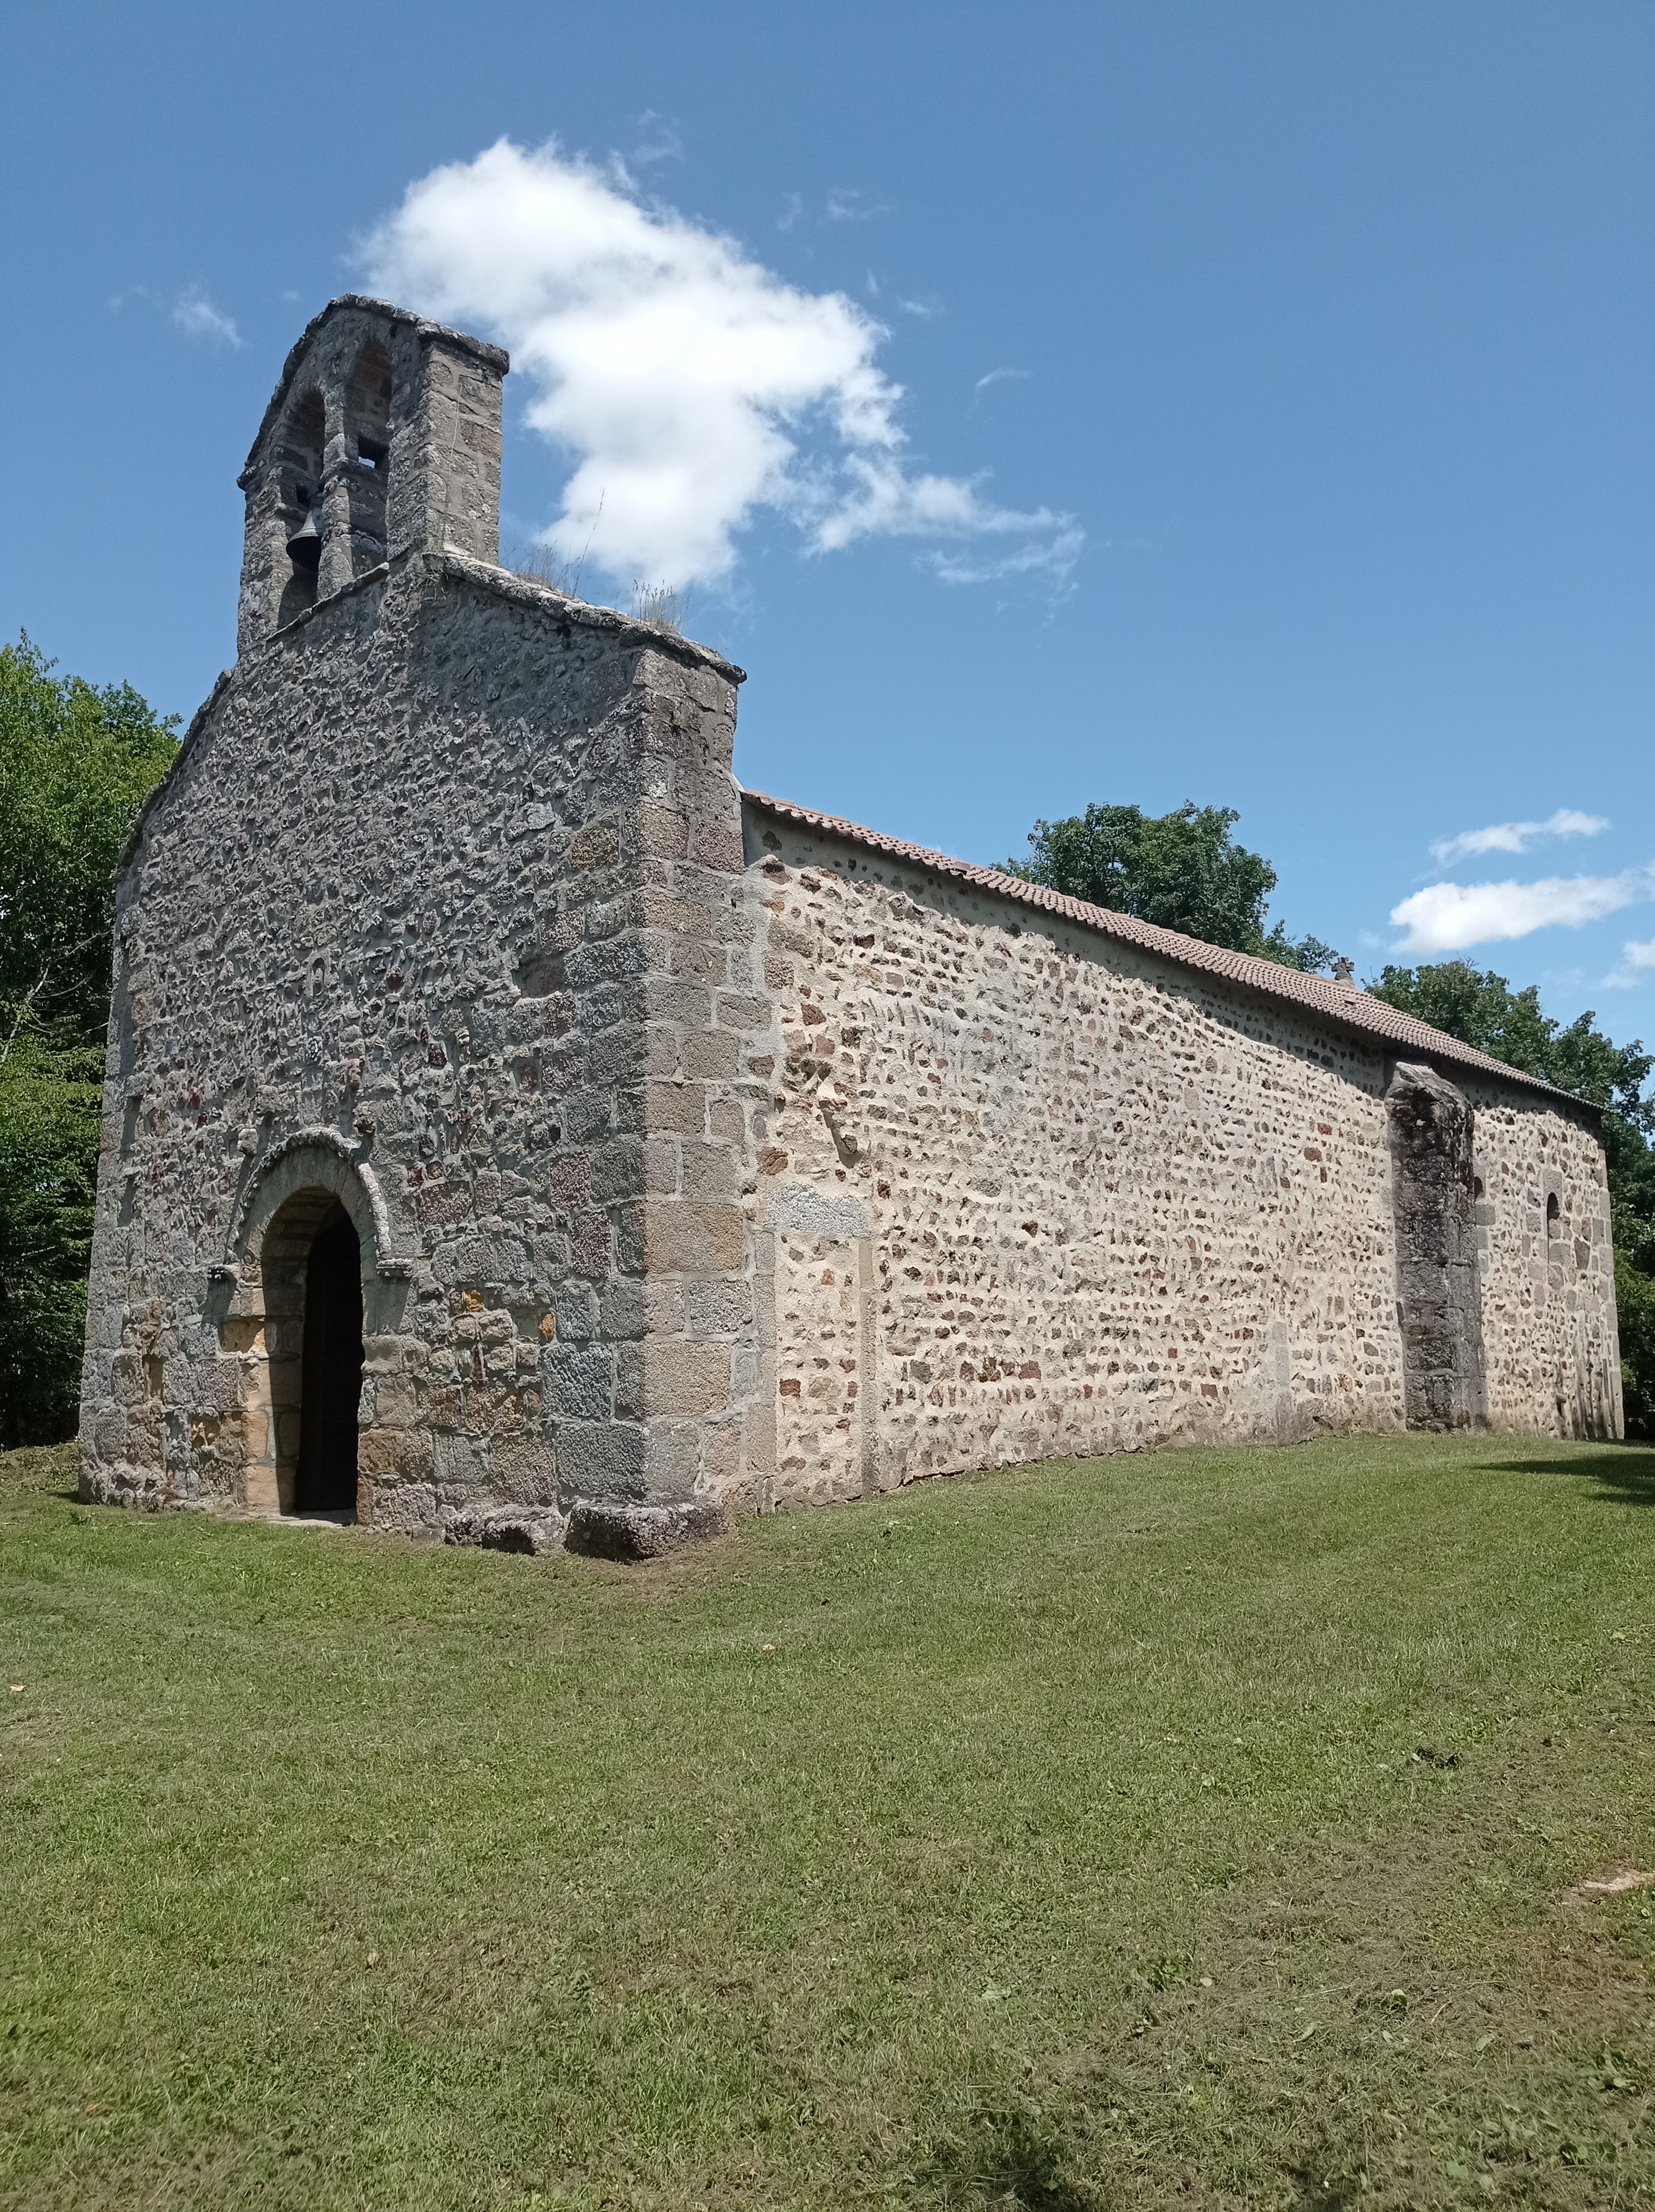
[1,1432,1652,2208]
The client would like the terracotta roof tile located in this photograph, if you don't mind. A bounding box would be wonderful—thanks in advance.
[742,788,1575,1106]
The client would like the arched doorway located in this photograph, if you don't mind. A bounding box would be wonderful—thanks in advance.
[217,1133,402,1520]
[294,1204,364,1514]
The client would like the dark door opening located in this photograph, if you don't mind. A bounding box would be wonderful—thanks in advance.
[294,1205,364,1514]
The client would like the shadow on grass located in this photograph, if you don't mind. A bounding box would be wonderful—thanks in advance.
[1289,2142,1364,2210]
[929,2104,1106,2210]
[1489,1444,1655,1509]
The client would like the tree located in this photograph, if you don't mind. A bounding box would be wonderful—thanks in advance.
[1006,800,1345,972]
[0,637,177,1446]
[1370,959,1655,1437]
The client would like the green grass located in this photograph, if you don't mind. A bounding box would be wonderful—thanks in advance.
[2,1432,1652,2210]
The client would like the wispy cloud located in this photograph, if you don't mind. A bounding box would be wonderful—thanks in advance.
[825,187,892,222]
[1391,867,1654,954]
[808,455,1084,586]
[971,367,1033,413]
[1605,937,1655,988]
[172,287,242,348]
[360,138,1079,592]
[1430,807,1607,865]
[628,111,682,168]
[928,523,1086,588]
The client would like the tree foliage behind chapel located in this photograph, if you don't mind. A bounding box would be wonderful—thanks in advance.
[1006,800,1342,972]
[0,637,177,1444]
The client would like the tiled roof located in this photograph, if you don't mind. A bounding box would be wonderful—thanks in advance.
[742,789,1575,1105]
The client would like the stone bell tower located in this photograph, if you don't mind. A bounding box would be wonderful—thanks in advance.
[80,294,761,1553]
[235,296,508,650]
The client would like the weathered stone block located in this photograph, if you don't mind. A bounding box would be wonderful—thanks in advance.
[555,1418,646,1499]
[680,1141,740,1201]
[641,1081,707,1137]
[633,1127,678,1197]
[613,1340,731,1420]
[635,804,689,858]
[589,1136,645,1203]
[540,1343,614,1420]
[686,1279,754,1335]
[617,1201,746,1277]
[682,1027,740,1080]
[595,1275,646,1341]
[564,1494,727,1560]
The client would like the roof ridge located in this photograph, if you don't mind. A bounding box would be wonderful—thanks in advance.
[740,787,1575,1106]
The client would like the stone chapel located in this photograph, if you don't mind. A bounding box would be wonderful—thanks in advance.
[77,296,1623,1553]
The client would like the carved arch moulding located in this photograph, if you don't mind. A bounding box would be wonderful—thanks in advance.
[212,1126,410,1285]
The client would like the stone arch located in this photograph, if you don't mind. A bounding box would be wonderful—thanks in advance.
[217,1136,404,1517]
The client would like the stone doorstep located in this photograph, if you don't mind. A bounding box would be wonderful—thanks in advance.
[442,1493,731,1561]
[565,1494,730,1561]
[199,1503,358,1530]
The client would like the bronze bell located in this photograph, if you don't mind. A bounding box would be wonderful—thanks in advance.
[286,507,322,569]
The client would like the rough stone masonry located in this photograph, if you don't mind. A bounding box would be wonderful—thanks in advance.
[77,298,1623,1553]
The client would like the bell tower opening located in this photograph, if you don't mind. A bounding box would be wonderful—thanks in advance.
[346,341,393,575]
[277,387,326,626]
[294,1203,364,1515]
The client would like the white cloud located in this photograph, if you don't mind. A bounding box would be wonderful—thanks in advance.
[1605,937,1655,988]
[1430,807,1608,865]
[172,287,242,348]
[360,139,1078,591]
[1391,868,1654,954]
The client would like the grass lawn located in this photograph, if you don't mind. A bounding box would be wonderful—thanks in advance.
[2,1432,1652,2210]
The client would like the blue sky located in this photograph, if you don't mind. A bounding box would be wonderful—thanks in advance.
[4,2,1651,1025]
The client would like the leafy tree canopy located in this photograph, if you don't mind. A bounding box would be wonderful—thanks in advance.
[1,634,178,1063]
[1366,961,1654,1136]
[1006,801,1344,973]
[0,635,177,1446]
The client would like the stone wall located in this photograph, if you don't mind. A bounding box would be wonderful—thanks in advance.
[79,550,753,1542]
[732,808,1621,1507]
[1460,1074,1622,1437]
